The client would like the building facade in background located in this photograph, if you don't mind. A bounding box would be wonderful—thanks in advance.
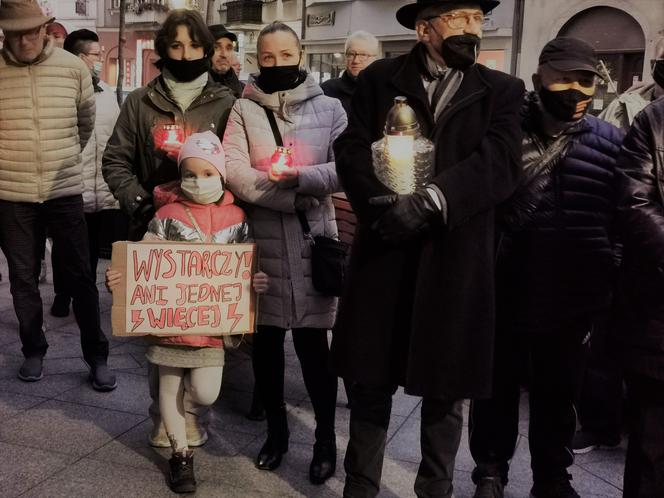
[516,0,664,113]
[217,0,302,79]
[2,0,662,105]
[38,0,99,32]
[96,0,210,91]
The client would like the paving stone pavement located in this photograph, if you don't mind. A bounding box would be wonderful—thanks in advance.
[0,255,626,497]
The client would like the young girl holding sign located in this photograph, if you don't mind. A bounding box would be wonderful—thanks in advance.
[107,131,268,494]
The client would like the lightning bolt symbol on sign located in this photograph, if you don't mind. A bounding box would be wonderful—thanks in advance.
[226,302,243,334]
[131,309,144,332]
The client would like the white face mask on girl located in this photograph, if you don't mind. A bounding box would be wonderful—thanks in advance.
[181,177,224,204]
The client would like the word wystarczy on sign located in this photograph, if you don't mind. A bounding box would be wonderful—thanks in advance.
[111,241,257,337]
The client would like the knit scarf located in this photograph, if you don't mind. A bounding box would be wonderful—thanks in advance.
[161,68,209,112]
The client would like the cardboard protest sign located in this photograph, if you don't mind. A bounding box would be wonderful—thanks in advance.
[111,241,257,337]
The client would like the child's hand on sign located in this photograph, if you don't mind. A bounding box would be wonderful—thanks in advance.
[252,271,269,294]
[105,268,123,293]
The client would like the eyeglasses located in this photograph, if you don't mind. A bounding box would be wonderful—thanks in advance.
[4,26,42,42]
[85,52,102,60]
[428,10,485,30]
[345,52,375,61]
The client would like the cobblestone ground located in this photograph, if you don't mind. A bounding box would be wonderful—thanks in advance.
[0,254,625,497]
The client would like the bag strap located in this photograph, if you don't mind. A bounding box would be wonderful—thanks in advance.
[262,107,313,243]
[183,205,211,243]
[263,107,283,147]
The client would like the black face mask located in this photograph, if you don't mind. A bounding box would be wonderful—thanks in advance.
[256,64,304,94]
[652,60,664,89]
[539,87,593,122]
[162,57,210,82]
[441,34,481,70]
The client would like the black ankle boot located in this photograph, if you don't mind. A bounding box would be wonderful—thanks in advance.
[309,439,336,484]
[169,450,196,494]
[255,405,289,471]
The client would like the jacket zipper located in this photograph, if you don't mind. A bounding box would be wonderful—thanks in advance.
[30,66,43,202]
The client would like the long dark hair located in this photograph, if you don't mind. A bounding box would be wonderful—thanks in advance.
[154,9,214,69]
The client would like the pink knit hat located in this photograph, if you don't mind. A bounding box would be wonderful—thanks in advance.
[177,131,226,181]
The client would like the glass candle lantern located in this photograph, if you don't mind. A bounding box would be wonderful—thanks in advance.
[162,124,184,147]
[270,146,294,176]
[372,96,434,194]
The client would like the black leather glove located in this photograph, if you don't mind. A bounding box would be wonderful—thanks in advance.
[369,188,441,243]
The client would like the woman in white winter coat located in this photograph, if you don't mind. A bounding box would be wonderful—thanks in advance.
[223,21,347,485]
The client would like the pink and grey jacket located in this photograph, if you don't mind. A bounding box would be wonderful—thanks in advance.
[145,180,249,348]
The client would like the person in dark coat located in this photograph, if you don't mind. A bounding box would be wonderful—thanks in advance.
[103,11,235,242]
[322,29,378,410]
[468,37,624,498]
[613,97,664,498]
[321,30,378,114]
[208,24,244,98]
[330,1,524,496]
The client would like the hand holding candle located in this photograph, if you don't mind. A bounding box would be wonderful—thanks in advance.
[268,146,299,188]
[154,124,185,160]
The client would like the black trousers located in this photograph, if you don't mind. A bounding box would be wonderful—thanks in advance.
[252,325,337,442]
[623,375,664,498]
[469,325,589,485]
[53,209,128,294]
[577,317,623,440]
[0,196,109,363]
[343,383,463,498]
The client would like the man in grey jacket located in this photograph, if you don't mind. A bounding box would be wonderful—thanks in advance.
[598,36,664,130]
[0,0,116,391]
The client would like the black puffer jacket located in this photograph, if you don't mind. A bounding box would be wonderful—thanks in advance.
[498,93,624,334]
[614,97,664,381]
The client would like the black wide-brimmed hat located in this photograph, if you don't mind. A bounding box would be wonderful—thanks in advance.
[396,0,500,30]
[208,24,237,43]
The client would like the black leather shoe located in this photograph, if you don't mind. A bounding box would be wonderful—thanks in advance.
[255,436,289,471]
[309,440,336,485]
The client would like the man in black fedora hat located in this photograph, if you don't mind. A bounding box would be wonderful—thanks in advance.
[208,24,244,98]
[331,0,523,496]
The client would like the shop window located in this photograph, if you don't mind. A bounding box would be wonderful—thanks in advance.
[308,53,345,84]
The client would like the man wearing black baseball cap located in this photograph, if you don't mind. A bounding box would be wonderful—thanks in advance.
[468,36,624,498]
[331,1,524,497]
[208,24,244,98]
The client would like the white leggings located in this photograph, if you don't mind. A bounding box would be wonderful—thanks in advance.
[159,365,223,451]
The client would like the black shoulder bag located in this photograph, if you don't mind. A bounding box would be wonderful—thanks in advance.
[262,107,348,296]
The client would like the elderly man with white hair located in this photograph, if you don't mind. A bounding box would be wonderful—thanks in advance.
[321,30,379,114]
